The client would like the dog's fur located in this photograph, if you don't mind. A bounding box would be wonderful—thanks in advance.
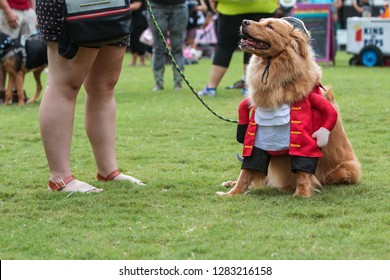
[218,18,361,197]
[0,32,47,106]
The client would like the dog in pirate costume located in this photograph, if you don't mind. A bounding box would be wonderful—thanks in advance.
[0,31,47,106]
[218,17,361,197]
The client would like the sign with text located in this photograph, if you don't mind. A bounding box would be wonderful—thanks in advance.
[346,17,390,55]
[293,4,333,65]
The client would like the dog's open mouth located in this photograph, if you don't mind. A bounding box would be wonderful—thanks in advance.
[240,32,270,51]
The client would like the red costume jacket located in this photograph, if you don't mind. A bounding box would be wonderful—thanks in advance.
[237,86,338,158]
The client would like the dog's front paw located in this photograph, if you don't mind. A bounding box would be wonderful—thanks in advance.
[294,187,312,198]
[221,180,236,188]
[26,98,37,104]
[216,190,249,197]
[216,191,234,197]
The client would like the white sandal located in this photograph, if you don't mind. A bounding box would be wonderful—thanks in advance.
[48,175,103,193]
[97,169,145,185]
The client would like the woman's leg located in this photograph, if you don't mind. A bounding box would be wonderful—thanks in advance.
[207,65,228,88]
[83,46,144,185]
[130,27,146,66]
[139,54,145,66]
[40,43,103,192]
[130,52,137,66]
[207,13,242,88]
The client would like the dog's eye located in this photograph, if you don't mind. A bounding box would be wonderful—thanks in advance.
[266,24,273,30]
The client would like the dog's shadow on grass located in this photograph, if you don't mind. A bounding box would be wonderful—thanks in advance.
[244,183,363,199]
[217,186,293,198]
[246,187,293,198]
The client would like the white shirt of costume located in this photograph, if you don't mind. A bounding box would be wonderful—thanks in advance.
[254,104,290,151]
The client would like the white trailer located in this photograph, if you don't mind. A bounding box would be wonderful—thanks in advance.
[346,17,390,66]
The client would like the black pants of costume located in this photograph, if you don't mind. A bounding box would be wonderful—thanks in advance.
[241,147,318,175]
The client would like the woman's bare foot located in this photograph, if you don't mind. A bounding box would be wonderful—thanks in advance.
[97,170,145,185]
[48,178,103,193]
[112,173,145,186]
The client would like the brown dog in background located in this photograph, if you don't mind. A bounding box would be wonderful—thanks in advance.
[0,32,47,106]
[217,17,361,197]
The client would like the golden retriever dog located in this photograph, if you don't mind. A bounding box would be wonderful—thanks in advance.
[217,17,361,197]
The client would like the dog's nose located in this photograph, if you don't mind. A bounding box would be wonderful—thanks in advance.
[243,20,250,26]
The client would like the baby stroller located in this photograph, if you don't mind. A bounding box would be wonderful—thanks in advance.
[195,19,217,59]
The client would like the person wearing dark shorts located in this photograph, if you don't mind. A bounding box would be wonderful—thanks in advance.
[36,0,144,193]
[128,0,148,66]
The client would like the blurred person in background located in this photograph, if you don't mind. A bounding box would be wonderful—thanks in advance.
[352,0,372,17]
[197,0,278,97]
[0,0,37,100]
[186,0,207,49]
[129,0,148,66]
[309,0,342,63]
[147,0,188,91]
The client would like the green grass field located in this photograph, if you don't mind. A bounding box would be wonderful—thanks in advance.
[0,51,389,260]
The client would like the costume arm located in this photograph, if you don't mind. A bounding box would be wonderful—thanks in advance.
[310,92,338,147]
[312,127,331,147]
[236,97,251,143]
[310,92,338,131]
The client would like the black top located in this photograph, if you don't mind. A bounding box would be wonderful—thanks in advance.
[355,0,371,7]
[131,0,148,28]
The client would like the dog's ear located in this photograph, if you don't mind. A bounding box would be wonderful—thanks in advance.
[290,29,308,58]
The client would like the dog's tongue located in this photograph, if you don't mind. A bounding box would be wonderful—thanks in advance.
[245,38,258,47]
[243,38,270,50]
